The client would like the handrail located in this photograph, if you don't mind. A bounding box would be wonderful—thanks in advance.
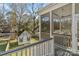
[0,38,52,56]
[41,32,71,36]
[1,37,79,56]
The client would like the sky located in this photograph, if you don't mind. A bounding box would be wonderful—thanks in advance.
[0,0,52,3]
[0,3,48,14]
[0,0,78,3]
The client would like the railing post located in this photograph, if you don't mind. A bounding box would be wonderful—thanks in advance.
[50,11,54,56]
[72,3,77,52]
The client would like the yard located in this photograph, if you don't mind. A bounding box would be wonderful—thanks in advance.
[0,37,39,53]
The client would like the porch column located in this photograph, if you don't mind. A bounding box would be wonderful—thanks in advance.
[72,3,77,52]
[50,11,54,55]
[39,15,41,40]
[60,18,62,31]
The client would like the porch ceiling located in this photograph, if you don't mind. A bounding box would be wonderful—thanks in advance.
[37,3,69,15]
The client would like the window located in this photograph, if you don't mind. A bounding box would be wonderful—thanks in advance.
[52,4,72,48]
[41,13,50,39]
[61,16,72,35]
[52,8,61,33]
[61,4,72,35]
[52,4,72,35]
[53,13,60,32]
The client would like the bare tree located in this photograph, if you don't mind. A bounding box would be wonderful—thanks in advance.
[26,3,45,34]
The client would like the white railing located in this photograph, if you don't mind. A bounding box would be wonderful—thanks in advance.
[55,43,79,56]
[54,33,79,56]
[0,38,53,56]
[0,36,79,56]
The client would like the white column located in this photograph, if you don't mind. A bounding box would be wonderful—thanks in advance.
[50,11,54,55]
[72,3,77,52]
[50,12,52,37]
[39,15,41,40]
[60,18,62,31]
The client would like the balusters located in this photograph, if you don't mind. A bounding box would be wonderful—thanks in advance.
[35,45,38,56]
[48,40,51,55]
[32,46,34,56]
[54,35,71,48]
[43,42,46,56]
[33,46,36,56]
[16,50,22,56]
[39,43,42,56]
[42,43,44,56]
[45,41,48,56]
[21,49,26,56]
[29,47,31,56]
[15,52,18,56]
[25,48,27,56]
[0,39,53,56]
[42,42,44,56]
[38,44,40,56]
[36,44,39,56]
[30,47,33,56]
[26,48,30,56]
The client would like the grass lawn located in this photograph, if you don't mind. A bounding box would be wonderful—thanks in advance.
[30,38,39,44]
[0,44,7,52]
[9,42,18,49]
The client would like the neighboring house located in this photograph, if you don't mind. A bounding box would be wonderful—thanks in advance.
[18,31,31,45]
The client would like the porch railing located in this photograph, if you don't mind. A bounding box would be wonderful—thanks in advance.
[55,43,79,56]
[0,38,53,56]
[54,33,71,48]
[0,36,79,56]
[53,33,79,56]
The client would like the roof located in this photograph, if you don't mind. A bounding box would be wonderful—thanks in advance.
[37,3,69,15]
[38,4,56,12]
[18,31,31,37]
[37,3,56,14]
